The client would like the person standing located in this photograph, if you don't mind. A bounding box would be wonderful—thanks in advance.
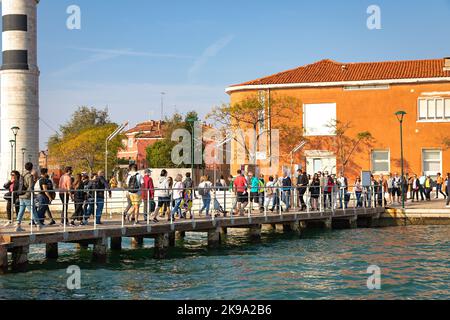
[386,174,394,205]
[281,172,292,211]
[142,169,155,221]
[392,173,401,204]
[310,173,320,211]
[435,173,447,199]
[337,172,348,209]
[15,163,43,232]
[249,172,260,213]
[445,173,450,207]
[264,176,275,211]
[182,172,195,219]
[58,166,73,226]
[355,177,363,208]
[411,174,420,202]
[3,171,20,227]
[83,171,111,225]
[424,175,433,201]
[419,173,426,201]
[271,174,281,212]
[297,169,309,211]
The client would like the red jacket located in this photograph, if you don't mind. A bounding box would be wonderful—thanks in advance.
[142,175,154,200]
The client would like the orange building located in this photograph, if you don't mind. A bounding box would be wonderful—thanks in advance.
[117,120,165,170]
[226,57,450,180]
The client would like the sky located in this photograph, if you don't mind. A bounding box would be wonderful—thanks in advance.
[1,0,450,149]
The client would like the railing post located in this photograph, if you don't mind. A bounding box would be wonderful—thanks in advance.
[94,191,97,230]
[264,187,267,217]
[63,192,67,233]
[147,189,150,225]
[121,189,125,228]
[319,185,323,212]
[11,191,15,225]
[30,190,34,235]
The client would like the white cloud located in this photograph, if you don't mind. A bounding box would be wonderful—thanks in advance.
[188,35,235,83]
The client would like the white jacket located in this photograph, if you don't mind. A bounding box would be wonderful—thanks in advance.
[155,177,170,198]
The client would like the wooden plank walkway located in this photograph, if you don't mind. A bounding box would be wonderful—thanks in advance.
[0,207,385,273]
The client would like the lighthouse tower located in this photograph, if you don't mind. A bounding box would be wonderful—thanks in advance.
[0,0,39,180]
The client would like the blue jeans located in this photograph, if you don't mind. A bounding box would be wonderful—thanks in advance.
[282,191,291,209]
[17,198,41,225]
[200,197,211,216]
[356,192,362,207]
[170,198,183,219]
[85,198,105,224]
[36,195,49,224]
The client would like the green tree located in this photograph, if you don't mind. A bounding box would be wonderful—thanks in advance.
[49,124,123,174]
[48,106,111,146]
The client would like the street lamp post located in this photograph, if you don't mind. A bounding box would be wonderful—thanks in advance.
[395,111,407,209]
[11,126,20,170]
[160,92,166,122]
[21,148,26,174]
[9,140,15,172]
[186,117,196,184]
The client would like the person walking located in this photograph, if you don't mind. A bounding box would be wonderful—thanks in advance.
[70,173,86,226]
[182,172,195,219]
[249,172,260,213]
[198,175,213,217]
[270,174,281,212]
[435,173,447,199]
[125,164,143,224]
[151,170,171,223]
[34,168,55,225]
[386,174,394,205]
[15,162,43,232]
[264,176,275,211]
[233,170,248,216]
[337,172,348,209]
[142,169,155,222]
[419,173,426,201]
[83,171,111,225]
[170,174,184,221]
[3,171,20,227]
[58,166,73,226]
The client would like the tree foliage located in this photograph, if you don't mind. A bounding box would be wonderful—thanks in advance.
[327,120,374,174]
[146,111,201,168]
[207,95,303,165]
[48,106,111,146]
[49,124,123,174]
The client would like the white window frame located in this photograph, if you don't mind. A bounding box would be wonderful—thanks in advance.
[128,138,134,149]
[371,149,390,174]
[421,148,442,177]
[417,97,450,122]
[303,103,337,137]
[343,84,390,91]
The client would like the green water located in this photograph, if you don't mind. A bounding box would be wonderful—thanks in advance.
[1,225,449,300]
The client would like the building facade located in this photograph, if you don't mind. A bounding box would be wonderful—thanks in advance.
[226,58,450,180]
[117,120,165,170]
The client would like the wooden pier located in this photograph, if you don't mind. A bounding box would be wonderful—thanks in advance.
[0,207,384,273]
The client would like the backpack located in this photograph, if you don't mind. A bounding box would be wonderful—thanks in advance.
[198,182,210,197]
[17,173,31,196]
[128,173,140,194]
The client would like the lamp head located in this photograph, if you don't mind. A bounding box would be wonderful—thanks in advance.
[395,110,407,122]
[11,126,20,136]
[21,148,27,152]
[9,139,15,147]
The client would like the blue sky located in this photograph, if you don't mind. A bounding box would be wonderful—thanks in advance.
[2,0,450,148]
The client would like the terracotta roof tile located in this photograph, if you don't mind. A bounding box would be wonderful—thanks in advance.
[230,58,450,88]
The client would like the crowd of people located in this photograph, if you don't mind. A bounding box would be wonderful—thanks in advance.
[3,162,450,232]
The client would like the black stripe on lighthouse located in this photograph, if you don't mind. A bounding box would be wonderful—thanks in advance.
[1,50,29,70]
[2,14,28,32]
[1,14,29,70]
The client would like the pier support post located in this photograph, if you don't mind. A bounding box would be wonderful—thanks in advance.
[11,245,29,272]
[175,231,186,241]
[324,218,332,230]
[248,225,262,241]
[349,216,358,229]
[75,243,89,250]
[154,233,169,259]
[275,224,284,232]
[45,243,58,260]
[92,238,108,263]
[0,245,8,274]
[220,227,227,236]
[131,236,144,249]
[208,228,221,248]
[110,237,122,251]
[169,232,176,247]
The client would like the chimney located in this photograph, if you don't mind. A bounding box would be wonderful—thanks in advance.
[444,57,450,71]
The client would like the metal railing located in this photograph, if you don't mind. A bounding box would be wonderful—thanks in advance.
[0,182,392,235]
